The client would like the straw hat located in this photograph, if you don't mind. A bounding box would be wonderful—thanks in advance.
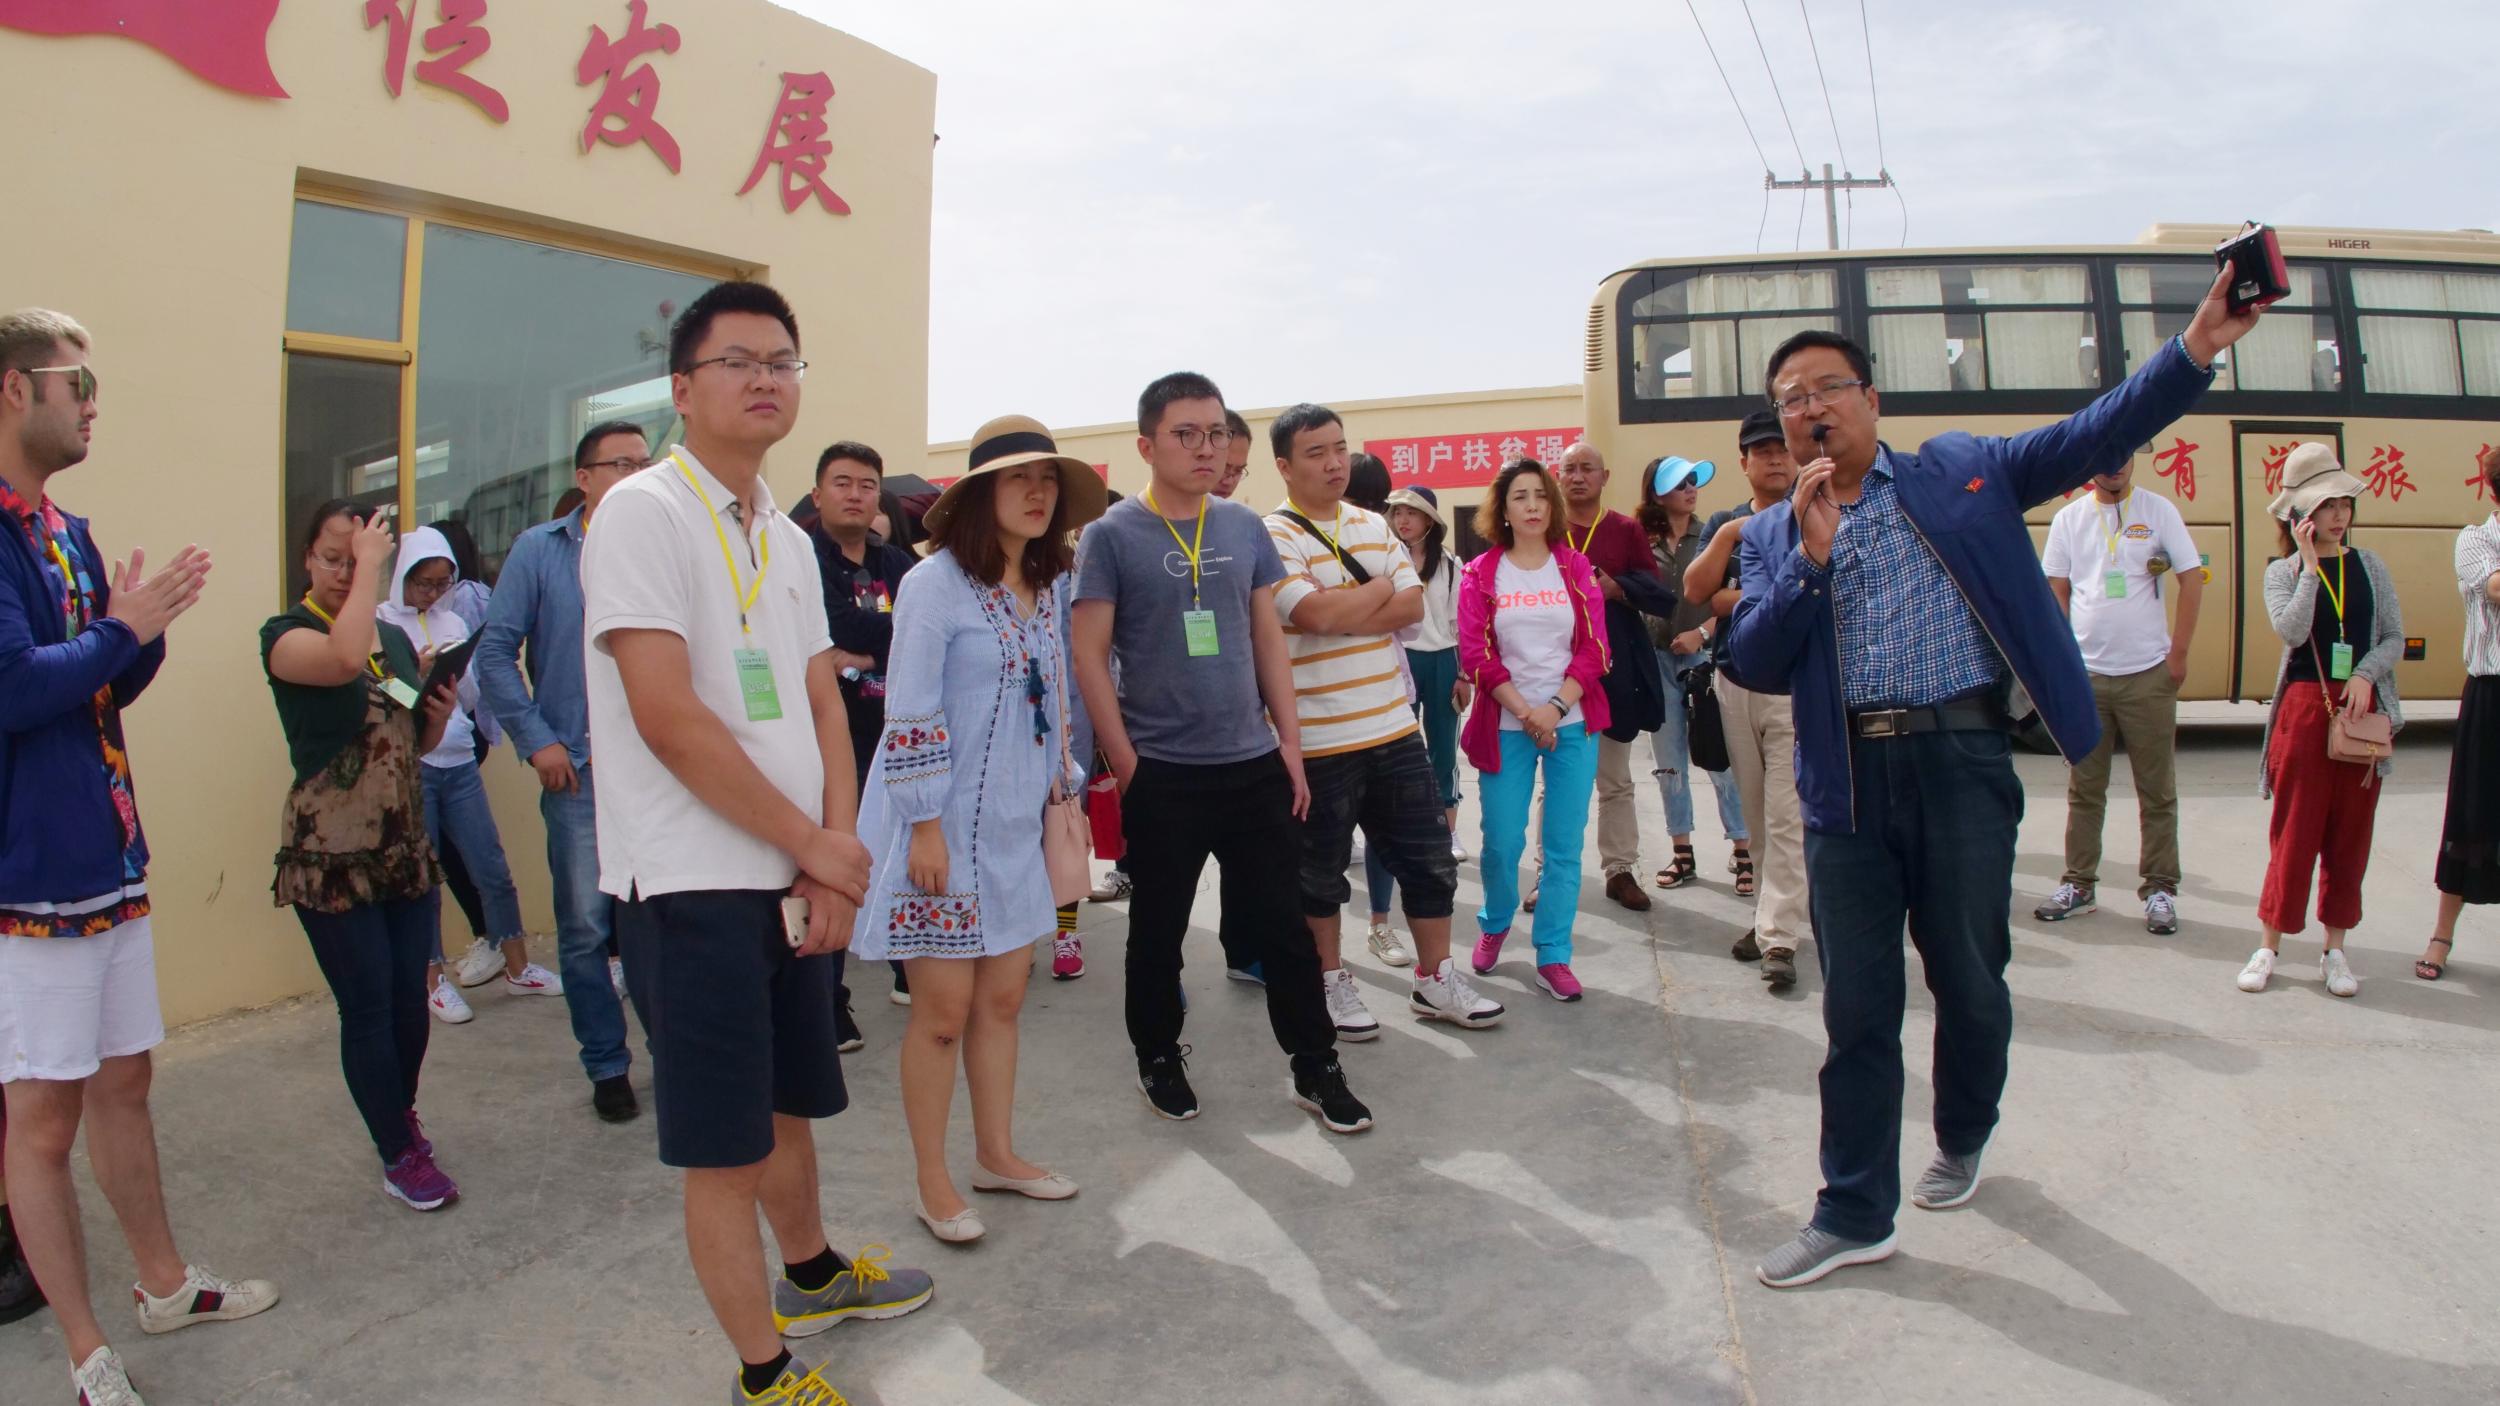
[2265,442,2369,522]
[1384,485,1446,530]
[925,414,1108,537]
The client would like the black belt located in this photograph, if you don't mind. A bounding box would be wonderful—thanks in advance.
[1847,696,2011,740]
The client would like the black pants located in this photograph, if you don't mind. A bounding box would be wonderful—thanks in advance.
[827,693,905,1005]
[1122,752,1333,1062]
[1297,735,1457,920]
[295,892,438,1165]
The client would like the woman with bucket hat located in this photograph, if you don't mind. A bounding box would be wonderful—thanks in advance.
[2241,442,2404,998]
[1638,455,1750,894]
[851,415,1105,1241]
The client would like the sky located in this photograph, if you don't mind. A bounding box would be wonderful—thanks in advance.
[785,0,2500,442]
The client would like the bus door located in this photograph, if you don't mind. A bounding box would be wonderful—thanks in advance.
[2230,423,2343,701]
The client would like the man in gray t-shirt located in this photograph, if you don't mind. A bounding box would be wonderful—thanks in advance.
[1070,372,1369,1137]
[1075,494,1286,764]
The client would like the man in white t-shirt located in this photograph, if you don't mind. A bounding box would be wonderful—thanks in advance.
[2035,457,2205,935]
[580,281,931,1404]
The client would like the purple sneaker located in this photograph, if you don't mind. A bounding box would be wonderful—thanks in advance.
[1534,963,1584,1002]
[404,1109,433,1159]
[1471,928,1508,976]
[384,1149,458,1212]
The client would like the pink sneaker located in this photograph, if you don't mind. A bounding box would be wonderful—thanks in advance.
[1051,932,1085,981]
[1471,928,1508,975]
[404,1108,433,1159]
[1534,963,1584,1002]
[383,1148,458,1212]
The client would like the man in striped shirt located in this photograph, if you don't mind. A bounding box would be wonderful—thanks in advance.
[1266,404,1503,1036]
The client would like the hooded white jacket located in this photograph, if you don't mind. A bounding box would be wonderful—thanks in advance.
[378,524,495,768]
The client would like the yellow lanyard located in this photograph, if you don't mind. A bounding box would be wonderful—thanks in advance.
[1140,487,1207,609]
[2313,553,2347,623]
[2101,494,2127,560]
[1287,498,1348,565]
[301,595,386,679]
[1567,515,1600,557]
[672,452,770,635]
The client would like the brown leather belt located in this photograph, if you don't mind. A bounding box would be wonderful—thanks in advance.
[1847,696,2011,739]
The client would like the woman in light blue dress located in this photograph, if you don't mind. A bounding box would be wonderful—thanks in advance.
[852,415,1105,1244]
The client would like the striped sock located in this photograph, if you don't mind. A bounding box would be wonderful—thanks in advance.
[1056,904,1078,934]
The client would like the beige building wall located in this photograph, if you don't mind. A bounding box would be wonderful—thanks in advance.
[930,386,1584,514]
[3,2,934,1026]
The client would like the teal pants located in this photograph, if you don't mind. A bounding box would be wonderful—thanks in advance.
[1475,723,1599,965]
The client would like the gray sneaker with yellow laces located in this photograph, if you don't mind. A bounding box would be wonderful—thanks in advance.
[772,1246,933,1338]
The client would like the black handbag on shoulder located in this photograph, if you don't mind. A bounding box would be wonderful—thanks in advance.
[1684,660,1731,773]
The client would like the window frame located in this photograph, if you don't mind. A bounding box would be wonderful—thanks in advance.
[2344,263,2500,403]
[1615,251,2500,426]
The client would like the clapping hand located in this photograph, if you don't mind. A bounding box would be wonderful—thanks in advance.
[107,544,211,645]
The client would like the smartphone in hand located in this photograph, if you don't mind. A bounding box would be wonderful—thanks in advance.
[780,895,809,949]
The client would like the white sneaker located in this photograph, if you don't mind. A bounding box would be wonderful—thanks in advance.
[1323,968,1381,1042]
[452,938,503,989]
[134,1262,281,1334]
[1450,837,1469,862]
[1409,958,1504,1028]
[503,963,563,996]
[2321,949,2360,998]
[427,981,474,1024]
[1087,869,1133,902]
[1364,922,1412,968]
[608,955,626,998]
[72,1346,147,1406]
[2235,948,2276,993]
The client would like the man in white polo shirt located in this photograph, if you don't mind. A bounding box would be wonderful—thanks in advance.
[1265,403,1503,1038]
[580,281,931,1406]
[2035,455,2205,935]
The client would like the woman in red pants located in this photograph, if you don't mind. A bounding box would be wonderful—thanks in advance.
[2242,445,2404,998]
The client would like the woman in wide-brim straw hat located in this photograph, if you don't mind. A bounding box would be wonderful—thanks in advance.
[2420,444,2500,980]
[852,414,1105,1242]
[2239,442,2404,999]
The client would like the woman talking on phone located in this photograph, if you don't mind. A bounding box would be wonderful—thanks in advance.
[261,501,462,1209]
[2242,445,2404,998]
[850,417,1103,1244]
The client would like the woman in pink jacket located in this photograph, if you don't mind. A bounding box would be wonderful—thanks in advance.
[1459,459,1613,1001]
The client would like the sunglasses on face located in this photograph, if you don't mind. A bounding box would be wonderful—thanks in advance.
[17,365,98,403]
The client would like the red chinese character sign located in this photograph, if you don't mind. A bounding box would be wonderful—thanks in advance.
[2150,436,2198,501]
[366,0,507,123]
[2474,444,2497,505]
[0,0,286,98]
[2261,442,2298,496]
[741,71,850,216]
[1364,429,1585,492]
[577,0,681,173]
[2359,445,2416,502]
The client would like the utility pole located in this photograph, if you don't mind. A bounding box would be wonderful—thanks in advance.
[1766,163,1895,250]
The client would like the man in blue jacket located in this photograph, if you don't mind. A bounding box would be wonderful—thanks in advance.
[0,308,278,1404]
[1732,270,2263,1288]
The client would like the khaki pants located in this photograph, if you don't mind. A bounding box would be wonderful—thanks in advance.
[2063,664,2181,899]
[1719,675,1810,954]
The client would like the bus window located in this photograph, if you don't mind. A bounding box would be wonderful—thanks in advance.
[1626,267,1836,400]
[2119,261,2339,392]
[2352,267,2500,398]
[1864,262,2098,393]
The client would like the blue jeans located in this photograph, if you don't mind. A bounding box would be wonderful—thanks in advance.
[1475,723,1599,965]
[1650,652,1748,841]
[1804,728,2022,1243]
[419,760,524,958]
[295,892,437,1164]
[544,764,630,1082]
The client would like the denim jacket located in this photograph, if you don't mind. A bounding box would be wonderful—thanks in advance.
[1728,335,2216,834]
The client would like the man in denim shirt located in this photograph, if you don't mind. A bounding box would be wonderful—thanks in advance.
[476,420,649,1124]
[1735,270,2263,1288]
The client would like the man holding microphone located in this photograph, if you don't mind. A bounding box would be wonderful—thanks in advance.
[1732,268,2262,1288]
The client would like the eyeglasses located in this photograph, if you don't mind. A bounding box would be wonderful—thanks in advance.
[405,574,453,595]
[16,365,98,403]
[1772,378,1867,417]
[1164,426,1234,450]
[581,457,647,475]
[309,553,356,577]
[684,356,807,383]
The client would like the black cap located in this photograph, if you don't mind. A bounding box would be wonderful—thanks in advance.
[1737,409,1785,452]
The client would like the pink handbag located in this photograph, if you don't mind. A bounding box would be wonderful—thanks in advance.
[1042,620,1091,906]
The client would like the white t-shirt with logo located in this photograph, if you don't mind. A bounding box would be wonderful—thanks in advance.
[581,448,833,898]
[1491,554,1584,731]
[2041,487,2201,677]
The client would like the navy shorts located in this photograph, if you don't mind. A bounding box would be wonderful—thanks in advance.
[615,887,847,1169]
[1298,735,1458,920]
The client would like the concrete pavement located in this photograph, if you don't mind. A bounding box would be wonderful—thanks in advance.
[4,725,2496,1404]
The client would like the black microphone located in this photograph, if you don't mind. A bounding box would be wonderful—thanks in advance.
[1811,423,1830,446]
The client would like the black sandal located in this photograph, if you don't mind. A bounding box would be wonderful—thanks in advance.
[1733,847,1756,898]
[1656,843,1697,889]
[2416,936,2453,981]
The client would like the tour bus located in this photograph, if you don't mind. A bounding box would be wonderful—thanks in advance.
[1581,224,2500,704]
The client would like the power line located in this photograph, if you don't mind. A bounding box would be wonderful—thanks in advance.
[1682,0,1774,176]
[1794,186,1808,252]
[1798,0,1851,173]
[1857,0,1888,170]
[1739,0,1810,170]
[1755,182,1772,254]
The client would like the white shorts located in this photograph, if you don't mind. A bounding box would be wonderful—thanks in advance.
[0,917,165,1083]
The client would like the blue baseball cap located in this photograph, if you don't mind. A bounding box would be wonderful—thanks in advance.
[1649,456,1716,495]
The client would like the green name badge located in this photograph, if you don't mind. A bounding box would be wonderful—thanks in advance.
[2329,641,2354,680]
[1183,609,1219,657]
[381,677,421,712]
[735,647,783,721]
[2103,570,2128,600]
